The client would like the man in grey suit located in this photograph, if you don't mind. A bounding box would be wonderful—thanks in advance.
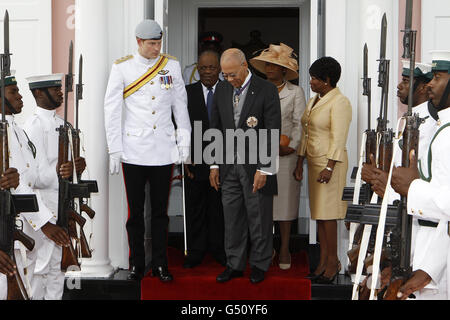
[209,48,281,283]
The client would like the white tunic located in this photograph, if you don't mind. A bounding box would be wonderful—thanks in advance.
[104,52,191,166]
[407,107,450,299]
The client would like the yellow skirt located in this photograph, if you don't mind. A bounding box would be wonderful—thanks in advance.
[306,153,348,220]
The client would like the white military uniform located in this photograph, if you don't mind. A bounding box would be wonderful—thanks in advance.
[23,107,65,300]
[104,52,191,165]
[0,115,53,300]
[407,107,450,299]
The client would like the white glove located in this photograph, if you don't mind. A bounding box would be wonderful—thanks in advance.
[176,146,190,164]
[109,152,122,175]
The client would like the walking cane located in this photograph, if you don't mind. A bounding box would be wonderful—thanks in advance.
[181,163,188,256]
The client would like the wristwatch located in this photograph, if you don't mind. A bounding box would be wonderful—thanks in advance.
[325,167,333,172]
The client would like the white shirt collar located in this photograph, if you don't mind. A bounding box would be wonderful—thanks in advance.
[437,107,450,124]
[35,106,56,118]
[201,80,219,104]
[240,69,252,90]
[135,51,159,66]
[201,80,219,92]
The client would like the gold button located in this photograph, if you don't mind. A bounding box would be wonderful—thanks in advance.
[419,210,423,215]
[153,125,157,129]
[28,183,31,187]
[33,224,36,228]
[152,111,156,115]
[411,209,415,214]
[151,81,154,85]
[152,96,155,100]
[26,163,30,168]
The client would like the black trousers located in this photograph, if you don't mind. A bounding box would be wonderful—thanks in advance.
[185,177,225,262]
[122,163,173,270]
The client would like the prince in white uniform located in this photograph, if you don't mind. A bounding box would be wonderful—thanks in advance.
[104,19,191,281]
[0,74,66,300]
[392,51,450,299]
[24,74,81,300]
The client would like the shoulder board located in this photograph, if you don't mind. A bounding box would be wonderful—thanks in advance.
[160,53,178,61]
[115,55,134,64]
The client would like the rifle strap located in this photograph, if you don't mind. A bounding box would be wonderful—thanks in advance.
[369,118,405,300]
[18,241,32,299]
[370,133,382,204]
[68,130,83,262]
[352,224,373,300]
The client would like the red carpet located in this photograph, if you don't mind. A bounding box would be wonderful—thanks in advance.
[141,247,311,300]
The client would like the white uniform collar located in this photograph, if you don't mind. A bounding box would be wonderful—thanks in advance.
[437,107,450,124]
[5,114,15,124]
[135,51,159,66]
[35,106,56,118]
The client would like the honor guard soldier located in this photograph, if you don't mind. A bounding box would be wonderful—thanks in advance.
[0,73,70,300]
[24,74,82,300]
[391,51,450,299]
[104,19,191,282]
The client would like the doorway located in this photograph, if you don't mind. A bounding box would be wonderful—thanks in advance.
[198,7,299,81]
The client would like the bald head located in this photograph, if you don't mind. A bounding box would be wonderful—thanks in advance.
[220,48,246,65]
[220,48,249,88]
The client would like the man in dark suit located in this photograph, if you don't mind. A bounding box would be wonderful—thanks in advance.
[183,51,226,268]
[209,48,281,284]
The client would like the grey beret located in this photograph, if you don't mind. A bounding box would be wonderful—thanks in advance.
[135,19,163,40]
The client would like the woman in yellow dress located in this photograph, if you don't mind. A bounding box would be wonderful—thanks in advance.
[294,57,352,284]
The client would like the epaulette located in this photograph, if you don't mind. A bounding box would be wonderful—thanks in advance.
[115,55,134,64]
[160,53,178,61]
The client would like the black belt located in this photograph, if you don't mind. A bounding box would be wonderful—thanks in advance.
[418,219,438,228]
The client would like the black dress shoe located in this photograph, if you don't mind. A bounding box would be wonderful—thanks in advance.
[216,267,243,283]
[249,267,265,284]
[152,266,173,282]
[127,266,144,281]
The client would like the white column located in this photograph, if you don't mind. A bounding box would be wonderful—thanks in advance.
[74,0,114,277]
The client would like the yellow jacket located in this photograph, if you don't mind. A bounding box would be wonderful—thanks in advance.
[297,87,352,162]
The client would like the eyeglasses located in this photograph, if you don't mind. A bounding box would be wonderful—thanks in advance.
[198,65,218,72]
[222,64,244,80]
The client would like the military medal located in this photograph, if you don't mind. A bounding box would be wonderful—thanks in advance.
[233,94,239,108]
[169,76,173,88]
[160,76,165,89]
[165,76,170,89]
[246,116,258,128]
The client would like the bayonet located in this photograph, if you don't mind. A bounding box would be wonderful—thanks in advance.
[402,0,414,59]
[363,43,372,130]
[64,41,74,125]
[75,55,83,130]
[377,13,390,132]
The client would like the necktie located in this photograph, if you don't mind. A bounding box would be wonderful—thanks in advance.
[206,87,214,120]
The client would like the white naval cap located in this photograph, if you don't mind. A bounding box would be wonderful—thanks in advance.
[135,19,163,40]
[401,60,433,79]
[26,73,64,90]
[430,50,450,73]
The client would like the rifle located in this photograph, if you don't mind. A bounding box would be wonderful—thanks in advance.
[71,54,97,258]
[383,0,418,299]
[376,13,394,174]
[0,10,38,300]
[363,43,377,165]
[56,41,90,272]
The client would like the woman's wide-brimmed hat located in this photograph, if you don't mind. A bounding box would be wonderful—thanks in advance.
[250,43,299,80]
